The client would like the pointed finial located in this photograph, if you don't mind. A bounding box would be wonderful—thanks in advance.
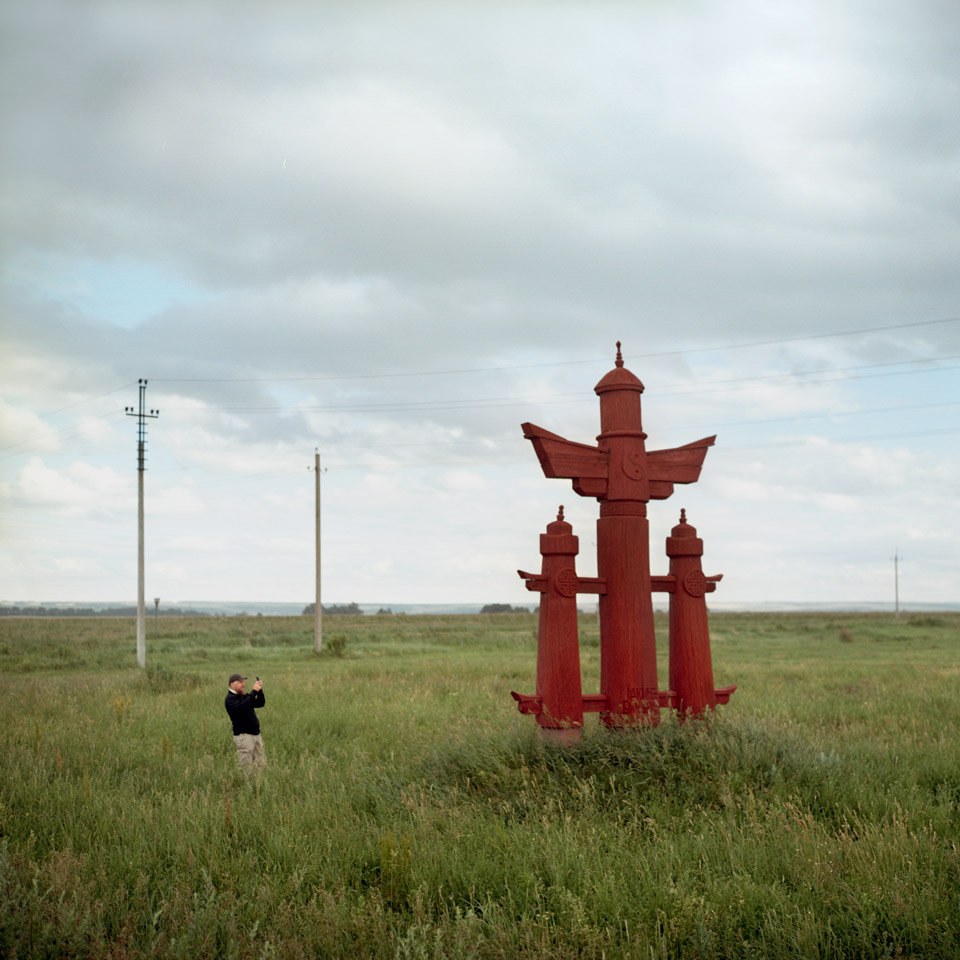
[557,505,564,522]
[680,508,687,524]
[615,341,623,367]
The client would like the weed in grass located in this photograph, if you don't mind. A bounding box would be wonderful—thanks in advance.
[380,830,413,907]
[113,696,131,723]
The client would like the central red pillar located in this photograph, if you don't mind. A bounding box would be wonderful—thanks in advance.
[594,355,659,724]
[597,505,658,724]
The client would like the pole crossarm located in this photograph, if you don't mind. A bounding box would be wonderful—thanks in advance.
[125,379,159,470]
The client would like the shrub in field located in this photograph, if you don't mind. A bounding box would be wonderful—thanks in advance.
[317,633,347,657]
[909,615,945,627]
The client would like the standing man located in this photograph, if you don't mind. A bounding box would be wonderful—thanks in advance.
[225,673,266,770]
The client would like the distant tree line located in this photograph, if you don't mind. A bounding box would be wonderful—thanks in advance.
[0,605,209,618]
[301,602,363,616]
[479,604,534,614]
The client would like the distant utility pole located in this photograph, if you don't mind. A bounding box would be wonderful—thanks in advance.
[154,597,160,633]
[313,450,327,652]
[125,379,159,669]
[892,548,902,619]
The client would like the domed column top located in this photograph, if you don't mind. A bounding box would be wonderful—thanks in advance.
[666,508,704,557]
[594,342,645,438]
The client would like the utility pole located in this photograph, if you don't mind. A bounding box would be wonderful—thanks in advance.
[154,597,160,633]
[892,548,902,619]
[125,380,159,669]
[313,450,327,652]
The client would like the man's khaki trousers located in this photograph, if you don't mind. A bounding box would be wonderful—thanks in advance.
[233,733,266,770]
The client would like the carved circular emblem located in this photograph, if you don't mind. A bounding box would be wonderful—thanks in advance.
[555,568,578,598]
[622,451,645,480]
[682,570,707,598]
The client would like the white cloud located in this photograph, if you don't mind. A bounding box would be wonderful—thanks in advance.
[76,415,117,445]
[0,398,56,452]
[16,457,132,516]
[433,469,488,494]
[163,536,226,552]
[152,484,204,516]
[308,80,529,214]
[152,561,187,582]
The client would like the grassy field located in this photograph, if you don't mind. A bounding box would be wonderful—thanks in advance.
[1,611,959,959]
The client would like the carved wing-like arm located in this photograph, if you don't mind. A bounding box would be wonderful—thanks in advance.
[646,435,715,499]
[521,422,609,498]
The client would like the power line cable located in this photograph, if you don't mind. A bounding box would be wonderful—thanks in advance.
[4,414,956,509]
[149,315,960,384]
[668,399,960,431]
[39,382,137,417]
[4,352,954,464]
[0,410,127,458]
[150,354,960,416]
[664,362,960,398]
[183,399,953,452]
[273,426,960,471]
[4,329,955,460]
[656,354,960,396]
[714,425,960,451]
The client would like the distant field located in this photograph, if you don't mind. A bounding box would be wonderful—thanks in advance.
[2,612,959,959]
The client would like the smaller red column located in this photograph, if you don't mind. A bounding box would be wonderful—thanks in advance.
[513,507,605,745]
[666,509,723,719]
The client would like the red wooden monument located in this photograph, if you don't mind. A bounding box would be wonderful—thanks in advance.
[511,343,735,741]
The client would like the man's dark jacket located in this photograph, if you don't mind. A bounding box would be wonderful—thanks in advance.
[225,688,265,736]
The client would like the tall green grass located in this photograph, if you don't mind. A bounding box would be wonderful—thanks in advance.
[1,612,959,958]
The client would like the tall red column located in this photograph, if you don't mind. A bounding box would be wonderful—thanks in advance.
[595,354,659,725]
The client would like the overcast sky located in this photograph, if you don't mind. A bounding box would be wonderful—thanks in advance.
[2,0,958,609]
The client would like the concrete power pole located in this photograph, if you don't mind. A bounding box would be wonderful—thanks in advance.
[892,548,902,619]
[125,380,159,669]
[313,450,327,652]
